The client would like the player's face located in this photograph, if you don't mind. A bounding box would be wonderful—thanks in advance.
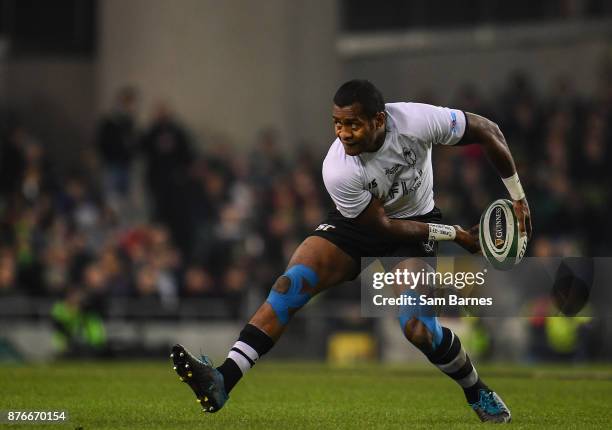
[333,103,384,156]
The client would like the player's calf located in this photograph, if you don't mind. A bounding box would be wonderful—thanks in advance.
[400,316,440,354]
[399,316,510,422]
[215,264,320,394]
[422,325,490,404]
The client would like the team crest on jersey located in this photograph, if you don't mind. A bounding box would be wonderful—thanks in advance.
[402,147,416,166]
[384,164,402,176]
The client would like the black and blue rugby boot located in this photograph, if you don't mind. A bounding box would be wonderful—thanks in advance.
[171,344,228,413]
[470,389,511,423]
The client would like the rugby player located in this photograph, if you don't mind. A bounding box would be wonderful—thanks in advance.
[171,79,532,423]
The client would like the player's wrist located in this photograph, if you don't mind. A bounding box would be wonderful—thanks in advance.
[427,223,456,241]
[502,172,525,201]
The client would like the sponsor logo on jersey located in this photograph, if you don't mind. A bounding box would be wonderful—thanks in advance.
[384,164,402,176]
[315,223,335,232]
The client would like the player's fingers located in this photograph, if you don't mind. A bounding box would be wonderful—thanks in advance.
[525,215,533,240]
[520,215,527,237]
[514,205,527,237]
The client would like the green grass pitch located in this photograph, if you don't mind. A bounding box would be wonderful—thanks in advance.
[2,361,611,429]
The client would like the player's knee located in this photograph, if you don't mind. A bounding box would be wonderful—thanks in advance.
[266,264,319,325]
[271,276,290,294]
[399,315,443,353]
[402,317,434,351]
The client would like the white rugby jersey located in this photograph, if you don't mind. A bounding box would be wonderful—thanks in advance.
[323,102,467,219]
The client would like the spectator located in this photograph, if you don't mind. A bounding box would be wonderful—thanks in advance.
[0,124,27,199]
[248,127,287,189]
[96,86,139,203]
[141,102,194,253]
[51,288,107,357]
[0,248,17,295]
[182,265,215,297]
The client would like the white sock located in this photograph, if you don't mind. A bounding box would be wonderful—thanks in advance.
[227,340,259,375]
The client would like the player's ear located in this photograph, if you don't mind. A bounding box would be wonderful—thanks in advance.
[375,111,386,129]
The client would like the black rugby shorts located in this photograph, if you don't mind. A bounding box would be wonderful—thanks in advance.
[310,206,442,266]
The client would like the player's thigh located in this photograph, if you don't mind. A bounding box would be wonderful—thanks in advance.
[252,236,358,338]
[286,235,359,294]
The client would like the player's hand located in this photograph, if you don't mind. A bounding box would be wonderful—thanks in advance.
[513,197,532,240]
[454,224,481,254]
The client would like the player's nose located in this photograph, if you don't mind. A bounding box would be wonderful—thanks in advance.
[338,128,353,142]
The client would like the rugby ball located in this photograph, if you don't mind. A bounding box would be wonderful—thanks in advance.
[479,199,527,270]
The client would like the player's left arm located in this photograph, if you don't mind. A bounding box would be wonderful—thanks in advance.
[458,112,532,240]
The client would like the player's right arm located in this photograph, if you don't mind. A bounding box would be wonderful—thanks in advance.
[322,144,479,253]
[354,196,480,253]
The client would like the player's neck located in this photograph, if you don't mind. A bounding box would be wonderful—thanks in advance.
[369,129,386,152]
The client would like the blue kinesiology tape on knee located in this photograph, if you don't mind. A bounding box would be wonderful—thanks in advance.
[397,291,443,349]
[266,264,319,325]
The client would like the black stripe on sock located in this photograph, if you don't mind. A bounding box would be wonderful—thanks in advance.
[217,358,242,393]
[239,324,274,356]
[464,377,489,404]
[231,347,255,366]
[426,327,453,363]
[435,334,461,365]
[419,326,490,404]
[217,324,275,395]
[447,356,474,380]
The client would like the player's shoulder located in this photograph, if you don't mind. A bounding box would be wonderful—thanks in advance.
[386,102,442,133]
[386,102,464,144]
[385,101,426,116]
[322,139,365,187]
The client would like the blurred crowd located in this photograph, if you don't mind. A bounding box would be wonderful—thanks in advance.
[435,71,611,257]
[0,88,328,306]
[0,72,610,308]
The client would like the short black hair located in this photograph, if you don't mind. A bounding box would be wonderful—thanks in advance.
[333,79,385,118]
